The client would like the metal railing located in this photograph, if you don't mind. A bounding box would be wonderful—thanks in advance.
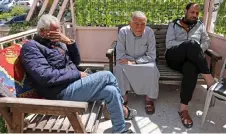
[0,29,37,50]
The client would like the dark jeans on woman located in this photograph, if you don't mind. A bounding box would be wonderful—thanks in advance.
[165,40,210,105]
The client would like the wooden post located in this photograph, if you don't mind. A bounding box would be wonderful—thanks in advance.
[26,0,39,21]
[38,0,50,17]
[49,0,59,15]
[203,0,211,27]
[206,0,215,32]
[70,0,76,40]
[57,0,69,20]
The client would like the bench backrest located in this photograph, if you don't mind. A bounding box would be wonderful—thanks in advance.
[117,24,168,62]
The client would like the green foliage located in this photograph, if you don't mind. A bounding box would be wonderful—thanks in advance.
[8,16,39,35]
[75,0,204,27]
[0,13,11,20]
[6,0,225,36]
[0,6,26,20]
[215,0,226,36]
[0,117,7,133]
[10,6,26,16]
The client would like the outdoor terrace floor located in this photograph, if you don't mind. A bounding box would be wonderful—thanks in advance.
[97,84,226,133]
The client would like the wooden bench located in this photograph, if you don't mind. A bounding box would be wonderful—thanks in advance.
[0,92,104,133]
[0,58,105,133]
[106,25,222,85]
[0,64,105,133]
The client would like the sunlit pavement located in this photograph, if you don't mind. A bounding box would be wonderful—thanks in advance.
[97,84,226,133]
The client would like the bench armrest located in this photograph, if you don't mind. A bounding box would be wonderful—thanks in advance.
[106,41,117,58]
[205,49,222,61]
[78,63,105,72]
[205,49,222,77]
[0,97,88,114]
[106,41,117,73]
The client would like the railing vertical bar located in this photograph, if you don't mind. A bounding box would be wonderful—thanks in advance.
[0,44,3,50]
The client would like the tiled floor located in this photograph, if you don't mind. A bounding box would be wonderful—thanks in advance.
[97,84,226,133]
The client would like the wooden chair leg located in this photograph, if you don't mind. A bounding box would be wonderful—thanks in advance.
[103,104,110,120]
[6,121,12,133]
[67,112,86,133]
[0,107,12,132]
[11,108,24,133]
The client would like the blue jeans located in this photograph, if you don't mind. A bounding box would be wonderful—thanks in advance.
[61,71,126,133]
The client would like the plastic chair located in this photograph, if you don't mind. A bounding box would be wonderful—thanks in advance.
[201,58,226,126]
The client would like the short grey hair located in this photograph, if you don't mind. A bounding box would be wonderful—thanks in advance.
[37,14,60,32]
[130,11,147,22]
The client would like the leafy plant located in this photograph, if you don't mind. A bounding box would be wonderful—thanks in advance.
[0,117,7,133]
[75,0,204,26]
[8,16,39,35]
[7,0,225,37]
[0,6,26,20]
[215,0,226,36]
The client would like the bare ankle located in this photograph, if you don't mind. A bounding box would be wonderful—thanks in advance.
[145,96,152,101]
[180,104,188,112]
[123,105,128,117]
[123,95,128,102]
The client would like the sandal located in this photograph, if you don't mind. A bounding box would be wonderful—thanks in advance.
[178,110,193,128]
[145,100,155,114]
[124,105,137,120]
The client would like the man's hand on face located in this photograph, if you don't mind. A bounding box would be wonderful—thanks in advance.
[47,31,72,44]
[119,59,136,65]
[80,72,88,78]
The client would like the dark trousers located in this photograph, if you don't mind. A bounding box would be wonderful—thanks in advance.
[165,40,210,105]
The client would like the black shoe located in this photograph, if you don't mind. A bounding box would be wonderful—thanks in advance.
[122,129,134,133]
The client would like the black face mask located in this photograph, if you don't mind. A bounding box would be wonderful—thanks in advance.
[182,17,197,26]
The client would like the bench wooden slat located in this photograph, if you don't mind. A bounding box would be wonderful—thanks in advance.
[158,56,165,60]
[157,43,165,48]
[24,114,37,131]
[158,51,165,56]
[60,117,71,133]
[156,39,166,44]
[26,114,44,131]
[35,115,52,131]
[43,116,58,132]
[24,101,103,133]
[156,47,166,51]
[149,25,168,29]
[68,125,74,133]
[85,101,101,132]
[153,29,167,35]
[51,116,66,132]
[155,35,166,39]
